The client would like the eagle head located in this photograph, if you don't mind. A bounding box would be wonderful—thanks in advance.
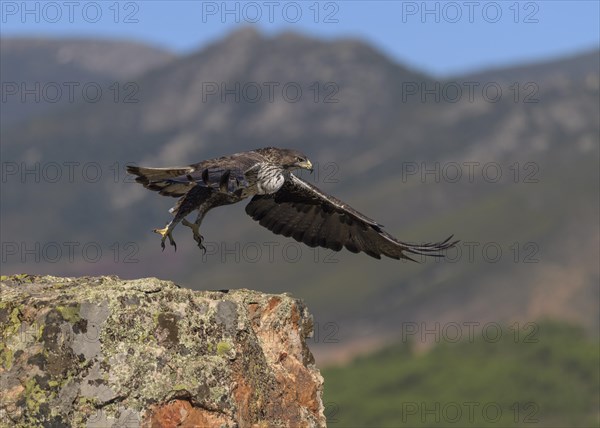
[262,148,313,172]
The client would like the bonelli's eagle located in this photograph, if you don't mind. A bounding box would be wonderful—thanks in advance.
[127,147,457,261]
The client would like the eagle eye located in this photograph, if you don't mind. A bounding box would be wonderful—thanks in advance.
[296,156,304,162]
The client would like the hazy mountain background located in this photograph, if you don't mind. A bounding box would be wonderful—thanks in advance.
[1,28,598,426]
[2,29,599,346]
[1,37,175,125]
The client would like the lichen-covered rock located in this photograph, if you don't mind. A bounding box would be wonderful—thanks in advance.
[0,274,325,427]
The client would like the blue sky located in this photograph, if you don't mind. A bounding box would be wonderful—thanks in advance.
[2,1,598,76]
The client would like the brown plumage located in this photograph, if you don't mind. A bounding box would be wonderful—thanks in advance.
[127,147,457,261]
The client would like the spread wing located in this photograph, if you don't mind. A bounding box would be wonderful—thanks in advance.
[245,174,457,261]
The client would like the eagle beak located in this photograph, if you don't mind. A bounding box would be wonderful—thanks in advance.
[292,159,313,174]
[305,160,314,173]
[295,159,313,173]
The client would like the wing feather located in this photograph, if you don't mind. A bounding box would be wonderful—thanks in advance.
[245,174,457,261]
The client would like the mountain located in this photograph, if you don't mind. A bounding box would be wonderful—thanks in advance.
[2,28,428,162]
[461,48,600,84]
[1,29,598,363]
[1,37,175,124]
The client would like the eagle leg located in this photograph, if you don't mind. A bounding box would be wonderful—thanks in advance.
[153,224,177,251]
[182,218,206,254]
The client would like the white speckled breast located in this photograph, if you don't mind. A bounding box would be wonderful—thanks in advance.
[256,164,286,194]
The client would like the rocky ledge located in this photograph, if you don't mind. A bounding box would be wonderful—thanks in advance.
[0,274,325,427]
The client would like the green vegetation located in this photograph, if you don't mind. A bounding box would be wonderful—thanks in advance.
[323,321,599,427]
[217,340,232,356]
[56,304,81,324]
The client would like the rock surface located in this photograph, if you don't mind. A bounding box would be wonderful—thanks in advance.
[0,274,325,427]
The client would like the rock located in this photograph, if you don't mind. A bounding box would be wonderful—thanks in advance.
[0,274,325,427]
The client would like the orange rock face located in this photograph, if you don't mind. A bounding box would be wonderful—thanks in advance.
[143,399,234,428]
[0,275,325,428]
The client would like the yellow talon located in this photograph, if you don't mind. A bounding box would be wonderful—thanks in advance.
[153,225,176,251]
[182,219,206,253]
[153,226,169,237]
[182,219,199,239]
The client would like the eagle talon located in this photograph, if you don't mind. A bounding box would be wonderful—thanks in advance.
[182,219,205,252]
[154,226,177,252]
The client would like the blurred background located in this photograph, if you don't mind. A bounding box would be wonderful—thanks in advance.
[1,1,598,426]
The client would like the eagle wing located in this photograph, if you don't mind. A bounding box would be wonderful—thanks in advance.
[245,174,457,261]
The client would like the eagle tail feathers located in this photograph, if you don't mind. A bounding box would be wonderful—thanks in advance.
[126,165,194,197]
[126,165,192,181]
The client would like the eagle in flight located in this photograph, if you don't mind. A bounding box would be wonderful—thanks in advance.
[127,147,457,261]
